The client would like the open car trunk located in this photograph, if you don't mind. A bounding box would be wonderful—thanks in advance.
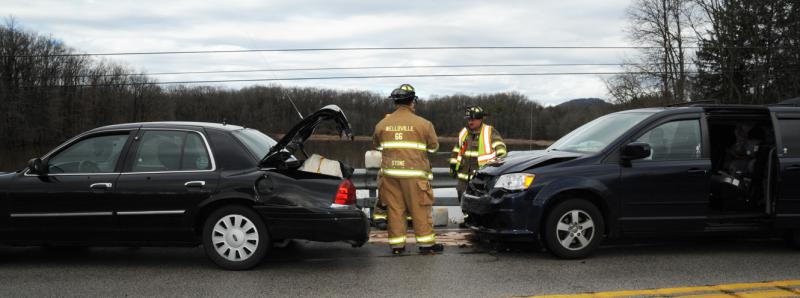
[707,109,778,214]
[259,105,355,178]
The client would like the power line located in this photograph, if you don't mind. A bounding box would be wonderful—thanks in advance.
[74,63,674,78]
[0,45,711,57]
[26,70,792,88]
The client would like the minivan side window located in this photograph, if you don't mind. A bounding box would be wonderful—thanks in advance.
[47,133,130,174]
[635,120,702,161]
[779,119,800,157]
[130,130,211,172]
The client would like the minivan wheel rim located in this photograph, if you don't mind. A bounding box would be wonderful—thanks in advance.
[212,214,259,262]
[556,210,595,251]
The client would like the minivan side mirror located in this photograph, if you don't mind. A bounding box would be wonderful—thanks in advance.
[27,158,47,175]
[621,142,652,161]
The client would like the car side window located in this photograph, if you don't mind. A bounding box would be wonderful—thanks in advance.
[131,130,211,172]
[779,119,800,157]
[47,133,130,174]
[634,120,702,161]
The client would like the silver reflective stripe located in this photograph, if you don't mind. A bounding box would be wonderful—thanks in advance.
[10,212,112,218]
[117,210,186,216]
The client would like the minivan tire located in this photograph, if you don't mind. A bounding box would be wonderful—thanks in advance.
[203,205,270,270]
[543,199,605,259]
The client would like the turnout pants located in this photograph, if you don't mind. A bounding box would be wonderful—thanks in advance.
[379,176,436,248]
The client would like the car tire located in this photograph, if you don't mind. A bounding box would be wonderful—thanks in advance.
[202,205,270,270]
[543,199,605,259]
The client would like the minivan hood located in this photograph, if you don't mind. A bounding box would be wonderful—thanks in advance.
[479,150,584,176]
[260,105,353,166]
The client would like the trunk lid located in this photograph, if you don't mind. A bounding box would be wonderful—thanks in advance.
[259,105,353,167]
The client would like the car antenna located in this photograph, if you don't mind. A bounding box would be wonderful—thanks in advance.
[283,92,304,120]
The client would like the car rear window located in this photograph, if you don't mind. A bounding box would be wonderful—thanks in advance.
[779,119,800,157]
[232,129,277,159]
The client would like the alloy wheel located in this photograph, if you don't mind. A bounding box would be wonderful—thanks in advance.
[555,210,595,251]
[211,214,260,262]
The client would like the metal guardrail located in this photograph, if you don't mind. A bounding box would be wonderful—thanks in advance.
[351,167,461,208]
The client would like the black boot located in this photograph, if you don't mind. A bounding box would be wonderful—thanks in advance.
[419,244,444,254]
[392,247,405,255]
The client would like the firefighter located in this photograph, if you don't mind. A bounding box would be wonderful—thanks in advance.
[450,106,508,205]
[372,83,443,255]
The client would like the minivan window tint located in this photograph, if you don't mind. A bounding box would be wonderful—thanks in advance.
[779,119,800,157]
[635,120,702,161]
[131,130,211,172]
[48,133,129,174]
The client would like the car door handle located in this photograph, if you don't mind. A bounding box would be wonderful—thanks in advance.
[184,181,206,188]
[90,183,113,190]
[786,165,800,172]
[687,168,708,175]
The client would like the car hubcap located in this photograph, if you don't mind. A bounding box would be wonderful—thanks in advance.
[556,210,595,251]
[212,214,259,262]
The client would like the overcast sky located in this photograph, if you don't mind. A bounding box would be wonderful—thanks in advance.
[5,0,636,105]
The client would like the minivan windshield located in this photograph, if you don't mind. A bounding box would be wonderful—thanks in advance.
[232,128,277,159]
[548,112,655,154]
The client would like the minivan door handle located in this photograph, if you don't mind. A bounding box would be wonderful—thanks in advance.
[90,182,113,190]
[786,165,800,172]
[687,168,708,175]
[184,181,206,188]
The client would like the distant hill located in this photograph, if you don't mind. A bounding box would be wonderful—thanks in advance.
[557,98,612,108]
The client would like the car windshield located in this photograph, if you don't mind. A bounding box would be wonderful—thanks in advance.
[548,112,655,154]
[232,128,277,159]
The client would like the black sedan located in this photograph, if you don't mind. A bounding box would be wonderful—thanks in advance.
[0,105,369,270]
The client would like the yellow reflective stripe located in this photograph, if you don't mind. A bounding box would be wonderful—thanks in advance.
[380,141,428,151]
[376,146,383,151]
[373,213,387,220]
[448,158,458,164]
[381,169,434,180]
[464,150,479,157]
[428,143,439,153]
[457,173,471,180]
[388,236,406,245]
[492,141,505,148]
[482,125,492,153]
[451,146,460,153]
[416,233,436,244]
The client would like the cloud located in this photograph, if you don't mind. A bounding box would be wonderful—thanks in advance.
[3,0,634,104]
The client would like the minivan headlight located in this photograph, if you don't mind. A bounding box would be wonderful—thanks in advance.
[494,173,536,191]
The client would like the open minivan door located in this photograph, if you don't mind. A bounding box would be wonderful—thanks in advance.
[773,110,800,227]
[259,105,353,168]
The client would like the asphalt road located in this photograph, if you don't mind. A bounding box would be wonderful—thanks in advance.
[0,236,798,297]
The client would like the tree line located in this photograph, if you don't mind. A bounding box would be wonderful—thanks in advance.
[607,0,800,105]
[0,19,615,154]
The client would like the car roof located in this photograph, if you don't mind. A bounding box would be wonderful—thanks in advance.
[90,121,245,132]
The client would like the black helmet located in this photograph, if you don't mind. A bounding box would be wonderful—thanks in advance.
[389,84,418,104]
[464,106,487,120]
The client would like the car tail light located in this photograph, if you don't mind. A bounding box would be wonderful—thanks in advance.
[333,179,356,206]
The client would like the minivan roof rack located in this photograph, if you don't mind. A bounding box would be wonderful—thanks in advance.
[770,97,800,106]
[667,100,716,107]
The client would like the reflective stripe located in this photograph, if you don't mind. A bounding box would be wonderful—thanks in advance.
[380,141,428,151]
[416,233,436,244]
[457,128,468,146]
[381,169,434,180]
[463,150,479,157]
[492,141,506,148]
[457,173,471,180]
[482,125,492,153]
[428,143,439,153]
[376,146,383,151]
[477,152,496,162]
[451,147,460,153]
[373,213,387,220]
[388,236,407,245]
[448,158,458,164]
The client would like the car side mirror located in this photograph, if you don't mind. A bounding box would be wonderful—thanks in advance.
[27,158,47,175]
[621,142,652,161]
